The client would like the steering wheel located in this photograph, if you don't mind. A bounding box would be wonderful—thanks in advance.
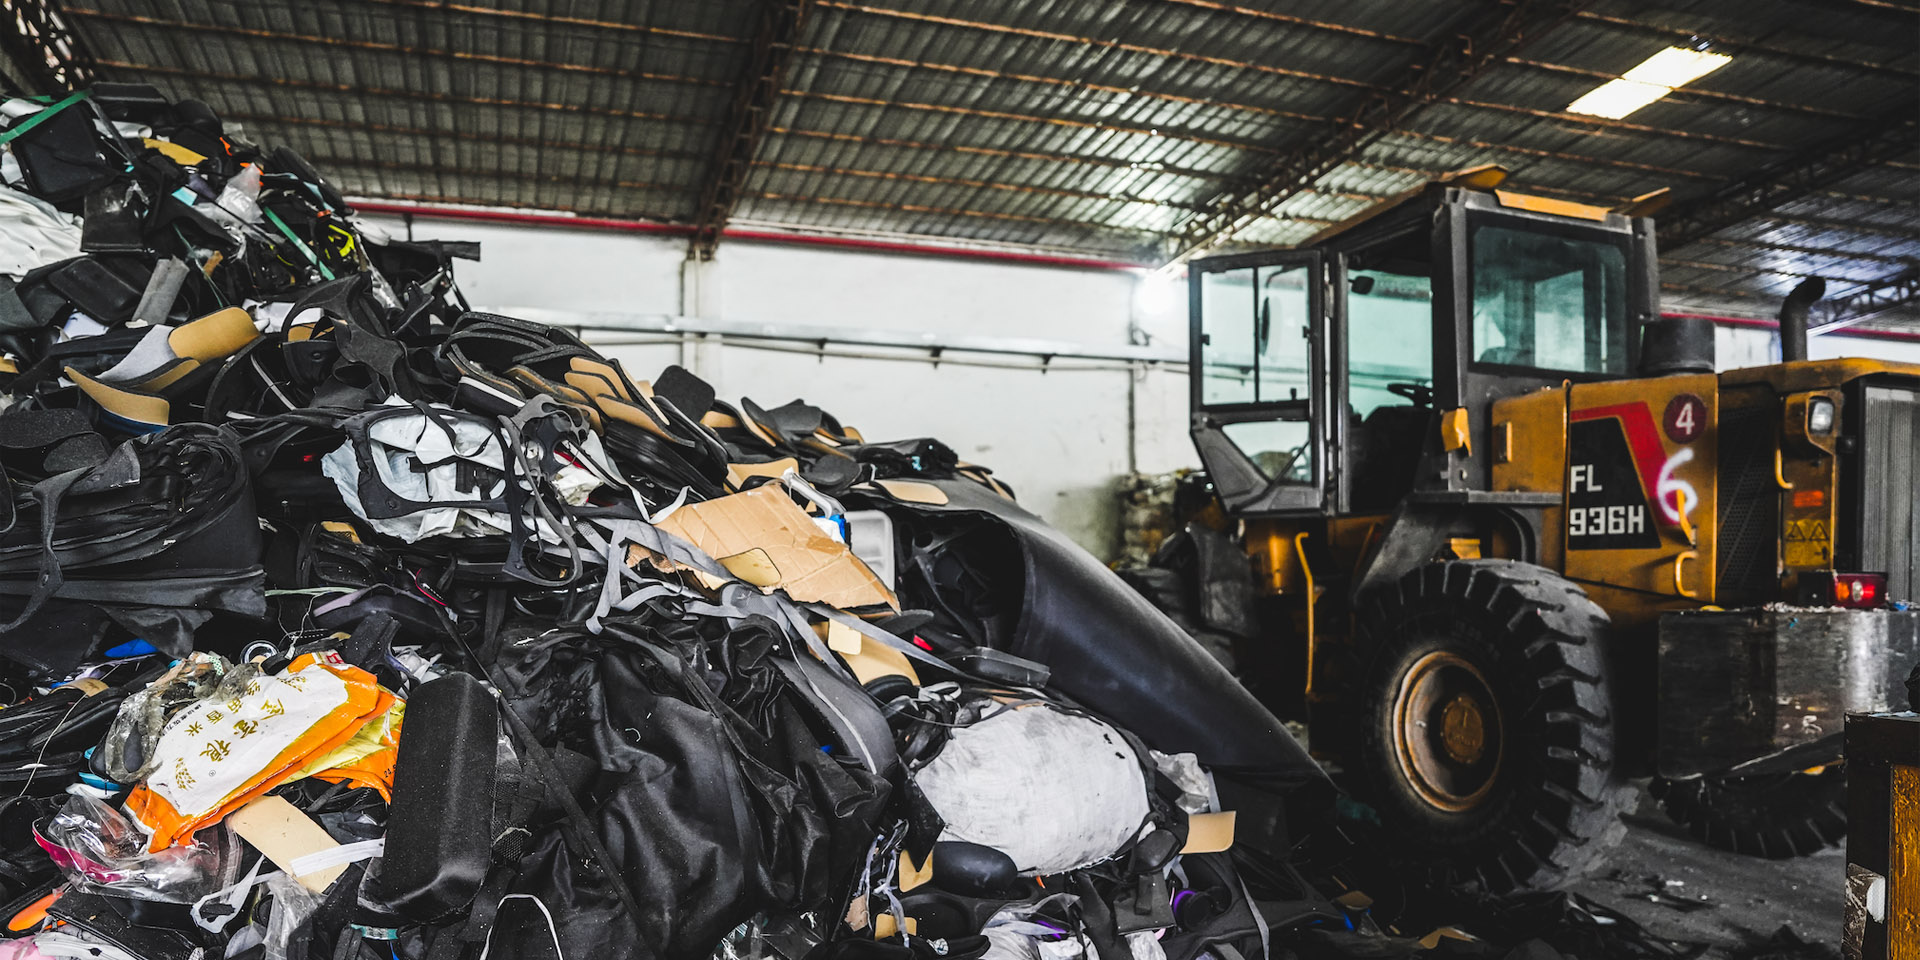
[1387,382,1435,407]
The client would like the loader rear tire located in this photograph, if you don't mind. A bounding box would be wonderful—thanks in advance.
[1650,768,1846,858]
[1350,560,1633,893]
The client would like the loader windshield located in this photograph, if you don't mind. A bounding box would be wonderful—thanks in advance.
[1469,220,1629,376]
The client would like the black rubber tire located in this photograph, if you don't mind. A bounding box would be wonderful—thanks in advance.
[1349,559,1633,893]
[1649,768,1846,858]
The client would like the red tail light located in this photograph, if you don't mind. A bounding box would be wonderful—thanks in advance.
[1805,572,1887,609]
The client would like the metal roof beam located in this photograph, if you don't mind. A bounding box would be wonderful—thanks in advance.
[68,10,728,88]
[689,0,807,259]
[0,0,96,92]
[1814,267,1920,329]
[750,190,1222,235]
[94,60,714,127]
[1573,10,1920,80]
[1656,100,1920,253]
[345,0,744,46]
[1164,0,1591,265]
[812,2,1383,94]
[1662,256,1885,287]
[1757,213,1920,243]
[1689,235,1920,268]
[1503,57,1872,122]
[301,155,684,197]
[219,110,705,165]
[780,88,1294,155]
[768,125,1234,182]
[755,160,1212,212]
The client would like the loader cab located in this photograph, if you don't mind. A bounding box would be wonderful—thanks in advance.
[1189,171,1658,516]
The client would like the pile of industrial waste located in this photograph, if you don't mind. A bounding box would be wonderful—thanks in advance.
[0,82,1357,960]
[0,82,1693,960]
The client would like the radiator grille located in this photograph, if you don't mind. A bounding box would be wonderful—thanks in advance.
[1859,385,1920,603]
[1716,401,1779,602]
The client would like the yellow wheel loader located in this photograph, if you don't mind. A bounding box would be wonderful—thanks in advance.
[1160,166,1919,891]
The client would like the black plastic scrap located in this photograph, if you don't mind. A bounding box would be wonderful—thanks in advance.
[0,82,1348,960]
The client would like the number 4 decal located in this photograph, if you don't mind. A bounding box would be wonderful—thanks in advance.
[1664,394,1705,444]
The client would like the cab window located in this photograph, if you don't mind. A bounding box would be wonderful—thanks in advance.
[1470,221,1628,376]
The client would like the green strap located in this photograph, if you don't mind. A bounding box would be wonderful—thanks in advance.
[263,207,336,281]
[0,89,90,147]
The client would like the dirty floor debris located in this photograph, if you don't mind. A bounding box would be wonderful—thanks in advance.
[1568,788,1841,959]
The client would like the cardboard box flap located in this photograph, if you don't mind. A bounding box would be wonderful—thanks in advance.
[654,484,898,611]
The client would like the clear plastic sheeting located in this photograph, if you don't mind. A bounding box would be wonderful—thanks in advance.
[0,186,80,281]
[322,399,606,543]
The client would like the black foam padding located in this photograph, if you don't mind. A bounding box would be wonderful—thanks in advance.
[12,105,114,205]
[90,83,172,123]
[653,364,715,421]
[930,841,1018,897]
[0,278,34,333]
[48,258,140,323]
[0,407,93,451]
[377,672,498,922]
[41,434,108,474]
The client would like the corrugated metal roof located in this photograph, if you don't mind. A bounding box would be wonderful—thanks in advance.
[49,0,1920,324]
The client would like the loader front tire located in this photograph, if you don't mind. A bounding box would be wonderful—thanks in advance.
[1351,560,1633,893]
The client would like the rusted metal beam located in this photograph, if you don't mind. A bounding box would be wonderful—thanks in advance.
[754,189,1334,234]
[1165,0,1592,265]
[1690,236,1920,268]
[796,46,1326,126]
[94,60,714,127]
[1758,213,1920,243]
[300,155,683,197]
[1662,256,1882,287]
[0,0,96,92]
[1661,280,1767,302]
[346,0,744,46]
[1573,10,1919,80]
[220,109,705,165]
[1440,95,1788,151]
[807,5,1773,157]
[689,0,807,259]
[68,9,729,88]
[1153,0,1420,44]
[782,88,1293,155]
[767,125,1233,182]
[811,1,1382,93]
[1504,57,1871,122]
[1814,267,1920,329]
[1657,99,1920,253]
[755,160,1210,211]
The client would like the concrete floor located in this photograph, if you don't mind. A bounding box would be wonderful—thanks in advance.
[1567,785,1843,957]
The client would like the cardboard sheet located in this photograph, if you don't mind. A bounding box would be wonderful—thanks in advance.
[226,795,347,893]
[649,483,898,610]
[1180,811,1236,854]
[872,478,949,505]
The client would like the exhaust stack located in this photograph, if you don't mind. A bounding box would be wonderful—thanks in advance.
[1778,277,1827,363]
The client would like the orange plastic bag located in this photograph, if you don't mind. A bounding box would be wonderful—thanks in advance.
[125,652,392,851]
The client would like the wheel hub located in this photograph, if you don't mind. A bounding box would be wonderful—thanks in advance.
[1439,694,1486,764]
[1392,651,1504,813]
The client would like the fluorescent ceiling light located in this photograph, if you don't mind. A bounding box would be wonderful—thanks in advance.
[1566,47,1732,119]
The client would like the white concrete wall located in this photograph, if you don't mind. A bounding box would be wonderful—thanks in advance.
[365,213,1191,559]
[1718,322,1920,369]
[362,212,1920,560]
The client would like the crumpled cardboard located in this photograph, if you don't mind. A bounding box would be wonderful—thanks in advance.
[640,483,898,611]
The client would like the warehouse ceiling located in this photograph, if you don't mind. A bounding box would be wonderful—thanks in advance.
[8,0,1919,328]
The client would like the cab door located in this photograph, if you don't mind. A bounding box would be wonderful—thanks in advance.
[1189,250,1327,514]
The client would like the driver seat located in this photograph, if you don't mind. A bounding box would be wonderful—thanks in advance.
[1347,404,1431,511]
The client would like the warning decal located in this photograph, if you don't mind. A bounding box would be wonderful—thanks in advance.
[1783,518,1831,567]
